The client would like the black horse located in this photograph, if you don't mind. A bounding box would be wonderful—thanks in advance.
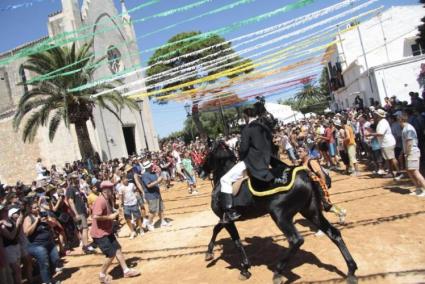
[202,142,358,284]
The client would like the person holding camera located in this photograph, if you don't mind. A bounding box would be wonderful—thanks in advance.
[91,181,140,283]
[23,200,61,284]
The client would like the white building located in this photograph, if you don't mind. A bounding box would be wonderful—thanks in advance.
[0,0,159,183]
[327,5,425,110]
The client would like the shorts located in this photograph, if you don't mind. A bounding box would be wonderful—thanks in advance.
[123,204,142,220]
[381,146,395,160]
[161,171,170,180]
[5,244,21,264]
[147,198,164,214]
[76,214,88,230]
[347,144,357,165]
[328,143,336,157]
[93,234,121,258]
[406,153,421,170]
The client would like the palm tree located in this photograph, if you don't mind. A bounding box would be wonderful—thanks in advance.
[13,41,138,160]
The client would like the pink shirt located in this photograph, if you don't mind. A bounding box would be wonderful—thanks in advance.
[90,195,113,239]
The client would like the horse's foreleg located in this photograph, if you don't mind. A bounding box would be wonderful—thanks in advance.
[270,212,304,284]
[316,214,358,284]
[205,222,224,261]
[225,222,252,280]
[302,208,358,284]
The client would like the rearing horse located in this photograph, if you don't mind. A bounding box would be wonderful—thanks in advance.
[202,142,358,284]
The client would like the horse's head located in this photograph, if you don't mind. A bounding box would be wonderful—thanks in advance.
[201,141,236,186]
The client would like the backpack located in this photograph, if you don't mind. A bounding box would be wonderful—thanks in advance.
[307,159,332,188]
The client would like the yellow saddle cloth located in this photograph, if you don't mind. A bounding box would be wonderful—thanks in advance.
[247,166,308,197]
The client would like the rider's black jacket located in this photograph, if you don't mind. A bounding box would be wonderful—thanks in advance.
[239,119,278,182]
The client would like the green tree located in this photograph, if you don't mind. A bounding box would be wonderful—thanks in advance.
[13,42,138,160]
[146,31,253,138]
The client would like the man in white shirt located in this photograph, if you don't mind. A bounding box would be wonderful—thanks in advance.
[119,175,143,239]
[368,109,402,180]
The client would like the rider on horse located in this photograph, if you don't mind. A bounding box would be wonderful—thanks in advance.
[219,98,282,223]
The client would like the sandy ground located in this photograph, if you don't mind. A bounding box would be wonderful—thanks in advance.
[58,168,425,284]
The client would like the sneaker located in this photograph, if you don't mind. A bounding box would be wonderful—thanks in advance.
[161,220,172,227]
[142,218,149,229]
[314,230,325,237]
[83,246,95,254]
[129,231,136,239]
[417,191,425,197]
[394,174,403,181]
[123,269,140,278]
[147,224,155,232]
[192,190,199,195]
[377,169,386,175]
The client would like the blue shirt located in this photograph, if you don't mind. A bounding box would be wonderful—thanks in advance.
[141,171,161,200]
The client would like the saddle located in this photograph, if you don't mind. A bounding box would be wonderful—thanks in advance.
[247,166,307,197]
[232,170,249,196]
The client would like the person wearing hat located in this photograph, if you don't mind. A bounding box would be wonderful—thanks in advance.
[2,206,25,284]
[141,160,170,231]
[368,109,403,180]
[66,173,94,254]
[91,181,140,282]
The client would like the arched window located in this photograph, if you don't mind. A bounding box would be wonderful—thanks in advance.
[19,65,28,93]
[106,46,123,74]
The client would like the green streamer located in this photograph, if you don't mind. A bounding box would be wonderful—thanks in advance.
[0,0,160,67]
[138,0,254,38]
[26,0,252,84]
[29,0,314,87]
[69,0,315,93]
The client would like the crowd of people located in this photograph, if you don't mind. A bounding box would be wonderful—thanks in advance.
[1,92,425,284]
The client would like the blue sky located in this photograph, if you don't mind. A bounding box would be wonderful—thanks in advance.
[0,0,420,137]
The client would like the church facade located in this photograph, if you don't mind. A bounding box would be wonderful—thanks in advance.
[0,0,159,183]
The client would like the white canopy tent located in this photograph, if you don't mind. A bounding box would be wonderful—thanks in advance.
[264,102,313,124]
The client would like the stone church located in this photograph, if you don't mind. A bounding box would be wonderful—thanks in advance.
[0,0,159,183]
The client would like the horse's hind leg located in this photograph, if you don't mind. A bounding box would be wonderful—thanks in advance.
[205,222,224,261]
[269,212,304,284]
[302,209,358,284]
[224,222,252,280]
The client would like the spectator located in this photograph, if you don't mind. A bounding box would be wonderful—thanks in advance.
[369,109,403,180]
[398,112,425,197]
[182,151,198,195]
[66,172,94,254]
[342,119,359,176]
[23,200,61,284]
[141,161,171,231]
[91,181,140,283]
[118,174,143,239]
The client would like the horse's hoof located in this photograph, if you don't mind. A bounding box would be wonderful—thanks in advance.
[272,273,283,284]
[205,252,214,261]
[239,270,251,280]
[347,275,358,284]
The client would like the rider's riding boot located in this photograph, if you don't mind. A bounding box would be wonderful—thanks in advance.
[221,192,241,223]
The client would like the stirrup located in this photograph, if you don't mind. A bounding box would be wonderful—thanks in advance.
[222,210,241,223]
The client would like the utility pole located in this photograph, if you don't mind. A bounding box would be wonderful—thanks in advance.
[356,25,374,93]
[377,11,390,63]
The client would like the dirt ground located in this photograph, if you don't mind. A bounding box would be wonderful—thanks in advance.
[58,168,425,284]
